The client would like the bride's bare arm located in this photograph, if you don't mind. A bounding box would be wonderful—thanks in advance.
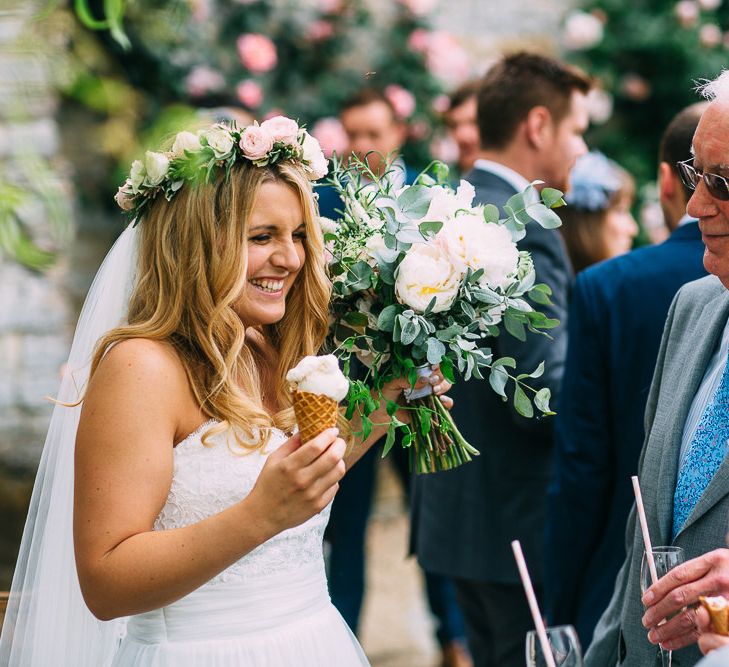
[74,339,345,621]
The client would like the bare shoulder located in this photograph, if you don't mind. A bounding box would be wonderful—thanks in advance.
[81,338,191,443]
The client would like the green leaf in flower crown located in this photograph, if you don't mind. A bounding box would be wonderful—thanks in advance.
[541,187,566,209]
[483,204,500,224]
[418,221,443,238]
[514,385,534,418]
[397,185,433,219]
[534,388,554,415]
[377,304,400,332]
[488,365,509,398]
[426,337,446,365]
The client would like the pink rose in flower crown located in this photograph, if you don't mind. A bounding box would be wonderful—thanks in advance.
[260,116,300,145]
[185,65,225,98]
[311,117,348,158]
[307,20,335,42]
[237,34,278,74]
[114,185,135,211]
[236,80,263,108]
[239,125,275,160]
[384,84,416,119]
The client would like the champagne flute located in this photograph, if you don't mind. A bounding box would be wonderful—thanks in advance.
[525,624,583,667]
[641,546,685,667]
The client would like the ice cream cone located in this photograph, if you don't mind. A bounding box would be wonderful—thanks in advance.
[700,596,729,636]
[293,390,339,444]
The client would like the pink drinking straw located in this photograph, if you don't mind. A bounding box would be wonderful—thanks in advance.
[632,476,658,586]
[511,540,557,667]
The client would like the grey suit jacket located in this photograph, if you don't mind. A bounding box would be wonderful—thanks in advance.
[410,167,572,584]
[586,275,729,667]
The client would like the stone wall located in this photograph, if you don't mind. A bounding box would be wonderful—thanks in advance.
[0,3,74,474]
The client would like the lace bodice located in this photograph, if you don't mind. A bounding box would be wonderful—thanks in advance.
[154,421,330,586]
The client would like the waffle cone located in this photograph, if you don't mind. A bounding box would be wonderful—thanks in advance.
[700,596,729,636]
[293,391,339,444]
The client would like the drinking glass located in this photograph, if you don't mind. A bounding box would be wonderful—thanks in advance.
[641,546,685,667]
[525,624,583,667]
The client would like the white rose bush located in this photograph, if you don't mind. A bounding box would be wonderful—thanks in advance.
[324,157,564,473]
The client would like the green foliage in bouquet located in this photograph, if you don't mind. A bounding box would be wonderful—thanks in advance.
[323,156,564,473]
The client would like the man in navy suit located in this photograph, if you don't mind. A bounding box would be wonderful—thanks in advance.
[544,102,708,650]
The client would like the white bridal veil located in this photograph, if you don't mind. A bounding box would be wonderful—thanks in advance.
[0,223,139,665]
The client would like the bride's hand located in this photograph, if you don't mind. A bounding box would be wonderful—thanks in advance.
[249,428,345,534]
[380,365,454,410]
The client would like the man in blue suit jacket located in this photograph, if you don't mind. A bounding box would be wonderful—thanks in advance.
[545,103,708,649]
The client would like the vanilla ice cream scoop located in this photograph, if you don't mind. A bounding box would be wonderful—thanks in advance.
[286,354,349,402]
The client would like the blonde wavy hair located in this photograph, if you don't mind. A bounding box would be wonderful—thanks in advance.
[88,160,332,450]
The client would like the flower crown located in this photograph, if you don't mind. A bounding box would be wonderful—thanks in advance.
[115,116,328,221]
[565,150,624,211]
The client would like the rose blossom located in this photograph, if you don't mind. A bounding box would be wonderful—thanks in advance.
[236,80,263,108]
[114,184,135,210]
[307,20,335,42]
[172,131,202,156]
[201,127,235,158]
[302,131,329,179]
[143,151,169,186]
[429,135,459,164]
[437,214,519,290]
[698,0,721,9]
[675,0,699,27]
[620,73,651,102]
[184,65,225,98]
[425,32,470,84]
[239,125,275,160]
[317,0,343,13]
[562,11,604,51]
[431,94,451,114]
[260,116,300,145]
[384,84,416,119]
[395,244,461,313]
[129,160,145,192]
[585,88,613,124]
[311,117,349,158]
[408,28,430,53]
[699,23,723,48]
[237,33,278,74]
[399,0,437,17]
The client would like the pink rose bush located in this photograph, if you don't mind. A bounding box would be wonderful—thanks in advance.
[236,80,263,109]
[237,33,278,74]
[311,117,349,158]
[384,84,416,119]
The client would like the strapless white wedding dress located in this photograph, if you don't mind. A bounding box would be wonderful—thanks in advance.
[111,421,369,666]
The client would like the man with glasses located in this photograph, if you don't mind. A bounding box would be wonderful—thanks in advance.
[586,69,729,666]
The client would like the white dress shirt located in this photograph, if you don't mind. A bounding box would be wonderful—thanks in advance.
[473,159,531,193]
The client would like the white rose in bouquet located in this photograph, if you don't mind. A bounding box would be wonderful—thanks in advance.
[424,180,476,222]
[395,244,460,313]
[143,151,170,186]
[438,214,519,290]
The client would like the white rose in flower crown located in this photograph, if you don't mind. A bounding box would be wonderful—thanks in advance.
[260,116,300,145]
[239,125,274,160]
[201,127,235,158]
[143,151,170,186]
[424,180,476,222]
[129,160,145,193]
[437,214,519,290]
[395,244,461,313]
[172,131,202,156]
[301,131,329,179]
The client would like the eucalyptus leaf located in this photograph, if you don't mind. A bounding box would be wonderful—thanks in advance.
[377,304,399,332]
[514,385,534,418]
[534,387,553,414]
[541,187,565,209]
[489,365,509,397]
[483,204,500,223]
[400,318,420,345]
[426,337,446,364]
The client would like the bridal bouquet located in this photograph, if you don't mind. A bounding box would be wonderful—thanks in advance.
[323,158,564,473]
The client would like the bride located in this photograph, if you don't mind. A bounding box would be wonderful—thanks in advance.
[0,118,451,665]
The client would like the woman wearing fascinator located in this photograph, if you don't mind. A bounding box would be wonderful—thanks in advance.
[0,117,450,665]
[559,150,639,273]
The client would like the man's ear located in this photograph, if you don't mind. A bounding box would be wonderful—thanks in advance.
[658,161,676,202]
[524,106,552,149]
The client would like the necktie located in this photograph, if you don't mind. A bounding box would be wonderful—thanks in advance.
[672,352,729,540]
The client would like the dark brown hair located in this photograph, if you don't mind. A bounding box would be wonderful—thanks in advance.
[658,102,708,200]
[477,52,592,150]
[447,80,480,112]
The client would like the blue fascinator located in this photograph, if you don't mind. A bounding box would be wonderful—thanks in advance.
[565,151,624,211]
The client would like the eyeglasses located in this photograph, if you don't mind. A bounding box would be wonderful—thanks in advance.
[677,159,729,201]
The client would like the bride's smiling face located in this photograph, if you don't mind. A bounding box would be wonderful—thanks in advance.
[234,181,307,327]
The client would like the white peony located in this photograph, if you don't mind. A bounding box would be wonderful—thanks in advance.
[129,160,145,192]
[200,126,235,158]
[143,151,170,187]
[301,131,329,179]
[423,180,476,223]
[172,131,202,156]
[395,244,461,313]
[437,215,519,290]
